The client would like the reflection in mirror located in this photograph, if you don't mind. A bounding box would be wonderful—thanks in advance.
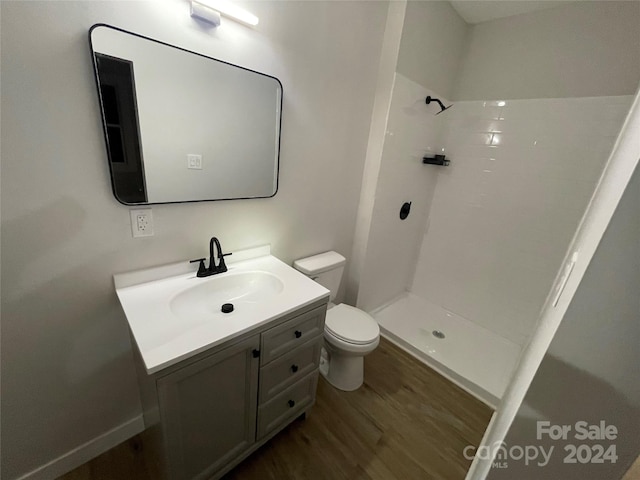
[89,24,282,205]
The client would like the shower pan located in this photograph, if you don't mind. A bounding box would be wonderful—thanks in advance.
[373,294,520,406]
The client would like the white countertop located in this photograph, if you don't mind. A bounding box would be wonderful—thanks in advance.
[115,249,330,374]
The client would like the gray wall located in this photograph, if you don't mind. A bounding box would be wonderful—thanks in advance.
[454,1,640,100]
[489,163,640,479]
[0,1,388,478]
[396,0,469,98]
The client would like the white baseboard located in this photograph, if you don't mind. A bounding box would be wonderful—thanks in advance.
[14,415,145,480]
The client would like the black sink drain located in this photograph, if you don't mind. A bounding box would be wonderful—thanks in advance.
[221,303,234,314]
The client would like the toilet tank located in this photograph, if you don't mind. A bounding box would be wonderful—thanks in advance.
[293,251,346,302]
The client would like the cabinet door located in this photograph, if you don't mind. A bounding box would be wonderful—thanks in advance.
[157,335,260,480]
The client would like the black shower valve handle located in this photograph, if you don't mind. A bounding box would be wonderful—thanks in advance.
[400,202,412,220]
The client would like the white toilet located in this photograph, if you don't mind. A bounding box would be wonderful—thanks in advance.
[294,251,380,391]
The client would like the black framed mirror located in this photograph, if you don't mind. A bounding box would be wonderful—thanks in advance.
[89,24,282,205]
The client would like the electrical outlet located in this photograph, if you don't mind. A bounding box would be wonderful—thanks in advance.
[130,209,154,238]
[187,154,202,170]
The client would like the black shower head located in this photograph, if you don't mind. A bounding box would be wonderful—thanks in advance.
[435,104,453,115]
[426,96,453,115]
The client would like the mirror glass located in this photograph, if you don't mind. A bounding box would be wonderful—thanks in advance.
[89,25,282,205]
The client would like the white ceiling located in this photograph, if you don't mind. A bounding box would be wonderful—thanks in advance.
[450,1,570,24]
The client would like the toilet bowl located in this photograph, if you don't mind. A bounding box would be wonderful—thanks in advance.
[322,303,379,391]
[293,252,380,391]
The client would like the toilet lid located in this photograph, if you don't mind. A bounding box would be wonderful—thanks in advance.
[325,304,379,345]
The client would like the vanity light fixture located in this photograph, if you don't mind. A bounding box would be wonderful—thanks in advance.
[190,1,221,26]
[190,0,259,27]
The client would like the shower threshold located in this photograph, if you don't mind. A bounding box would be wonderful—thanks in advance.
[371,292,521,408]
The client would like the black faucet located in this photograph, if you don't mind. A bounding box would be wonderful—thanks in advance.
[190,237,232,277]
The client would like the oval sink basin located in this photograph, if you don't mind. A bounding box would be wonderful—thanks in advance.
[170,271,284,319]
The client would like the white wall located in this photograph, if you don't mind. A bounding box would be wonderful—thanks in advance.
[348,1,407,304]
[454,1,640,101]
[357,74,442,311]
[0,1,388,478]
[412,95,633,345]
[487,162,640,480]
[355,0,468,312]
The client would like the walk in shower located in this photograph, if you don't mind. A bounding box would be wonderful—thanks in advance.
[354,1,638,407]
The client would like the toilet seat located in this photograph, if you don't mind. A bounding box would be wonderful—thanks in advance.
[325,304,379,345]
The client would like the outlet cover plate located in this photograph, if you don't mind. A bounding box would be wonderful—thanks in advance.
[130,209,154,238]
[187,154,202,170]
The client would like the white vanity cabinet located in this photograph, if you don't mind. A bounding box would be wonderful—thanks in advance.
[133,300,327,480]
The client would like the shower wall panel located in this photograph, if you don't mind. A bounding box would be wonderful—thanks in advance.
[356,73,443,312]
[411,96,633,345]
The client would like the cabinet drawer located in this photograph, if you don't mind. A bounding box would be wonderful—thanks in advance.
[261,305,326,365]
[259,337,322,403]
[257,371,318,440]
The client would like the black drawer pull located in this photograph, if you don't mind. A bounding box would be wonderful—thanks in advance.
[288,399,295,408]
[252,349,260,358]
[294,330,302,338]
[291,364,299,373]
